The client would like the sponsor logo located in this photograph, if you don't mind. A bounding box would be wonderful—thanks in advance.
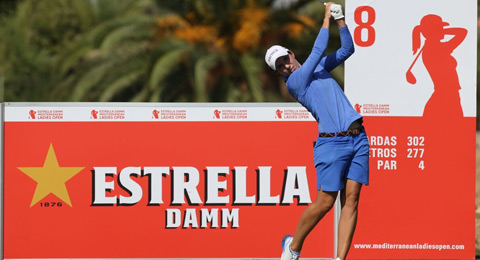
[355,104,362,114]
[91,110,98,119]
[357,104,390,115]
[276,109,310,120]
[213,109,247,120]
[268,49,278,62]
[90,109,126,120]
[29,110,36,119]
[276,109,283,119]
[153,109,187,120]
[153,109,160,119]
[18,144,311,229]
[213,109,221,119]
[29,109,63,120]
[17,143,85,207]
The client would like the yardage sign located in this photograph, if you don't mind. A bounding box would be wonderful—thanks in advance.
[345,0,476,117]
[345,0,476,259]
[3,104,335,259]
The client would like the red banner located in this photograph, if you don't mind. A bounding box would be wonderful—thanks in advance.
[345,0,476,258]
[4,117,335,259]
[349,117,475,259]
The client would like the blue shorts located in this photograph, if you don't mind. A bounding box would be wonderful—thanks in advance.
[313,130,369,191]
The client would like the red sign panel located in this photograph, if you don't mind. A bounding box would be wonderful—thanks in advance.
[350,117,475,259]
[345,0,476,258]
[4,110,335,259]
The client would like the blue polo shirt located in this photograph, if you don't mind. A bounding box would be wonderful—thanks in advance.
[286,26,361,133]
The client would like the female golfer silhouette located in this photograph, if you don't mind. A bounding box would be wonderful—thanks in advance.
[407,14,467,119]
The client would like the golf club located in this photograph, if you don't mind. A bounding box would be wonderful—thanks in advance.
[406,45,425,84]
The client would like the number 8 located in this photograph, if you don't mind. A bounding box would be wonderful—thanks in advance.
[354,6,376,47]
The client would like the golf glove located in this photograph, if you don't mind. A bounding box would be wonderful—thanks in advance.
[330,4,344,20]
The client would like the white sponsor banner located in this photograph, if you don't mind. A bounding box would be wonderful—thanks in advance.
[345,0,476,117]
[4,103,315,122]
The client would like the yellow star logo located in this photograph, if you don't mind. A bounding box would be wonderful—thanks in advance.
[18,143,84,207]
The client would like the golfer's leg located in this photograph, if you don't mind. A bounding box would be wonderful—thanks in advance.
[290,189,337,253]
[337,179,362,260]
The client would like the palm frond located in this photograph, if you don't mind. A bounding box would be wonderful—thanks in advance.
[70,62,111,101]
[130,87,151,102]
[148,44,192,91]
[240,53,264,102]
[71,0,96,30]
[194,53,220,101]
[100,18,154,52]
[99,68,145,101]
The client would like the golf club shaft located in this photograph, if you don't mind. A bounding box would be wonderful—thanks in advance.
[407,45,425,72]
[317,0,326,5]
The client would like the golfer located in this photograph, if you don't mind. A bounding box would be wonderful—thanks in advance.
[265,3,369,260]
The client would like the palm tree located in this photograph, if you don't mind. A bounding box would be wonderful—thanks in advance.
[147,0,332,102]
[0,0,58,101]
[51,0,158,102]
[56,0,330,102]
[0,0,153,101]
[0,0,345,102]
[144,0,272,102]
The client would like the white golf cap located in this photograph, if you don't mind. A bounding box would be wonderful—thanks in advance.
[265,45,289,71]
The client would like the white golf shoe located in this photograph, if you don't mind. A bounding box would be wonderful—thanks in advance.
[281,234,300,260]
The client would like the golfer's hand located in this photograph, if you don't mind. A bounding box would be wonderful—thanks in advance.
[324,2,332,20]
[331,4,344,20]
